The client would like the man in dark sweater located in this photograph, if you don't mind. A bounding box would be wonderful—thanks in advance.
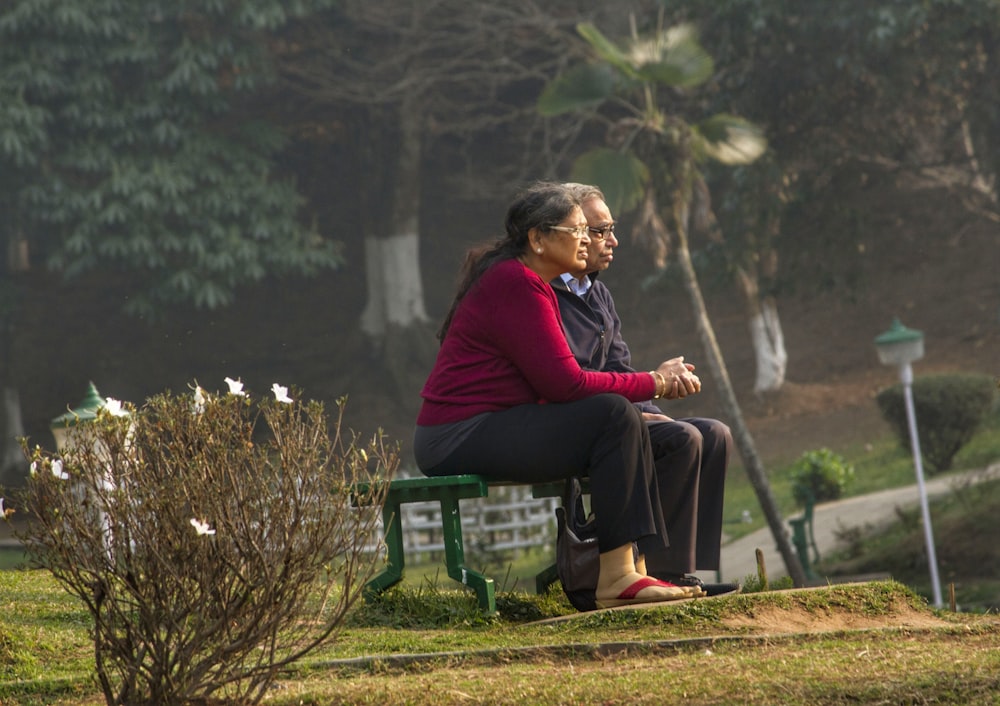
[552,183,737,595]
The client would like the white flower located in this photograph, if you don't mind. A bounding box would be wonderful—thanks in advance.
[30,460,37,476]
[190,518,216,536]
[224,377,246,396]
[193,385,209,414]
[271,383,292,404]
[104,397,129,417]
[51,459,69,480]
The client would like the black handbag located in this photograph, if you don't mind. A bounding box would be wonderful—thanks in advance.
[555,477,599,611]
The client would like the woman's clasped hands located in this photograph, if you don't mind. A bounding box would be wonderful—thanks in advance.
[654,356,701,400]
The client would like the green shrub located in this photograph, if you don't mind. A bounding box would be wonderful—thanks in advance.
[790,448,854,506]
[18,382,397,706]
[875,373,996,474]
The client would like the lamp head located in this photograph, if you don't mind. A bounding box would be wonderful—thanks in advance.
[874,318,924,367]
[50,382,106,453]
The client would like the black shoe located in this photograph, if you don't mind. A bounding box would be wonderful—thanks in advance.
[659,574,741,597]
[702,581,741,597]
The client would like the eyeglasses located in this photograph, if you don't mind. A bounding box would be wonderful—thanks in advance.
[588,223,616,240]
[548,225,591,239]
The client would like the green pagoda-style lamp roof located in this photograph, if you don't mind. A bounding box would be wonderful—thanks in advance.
[874,317,924,367]
[50,382,106,451]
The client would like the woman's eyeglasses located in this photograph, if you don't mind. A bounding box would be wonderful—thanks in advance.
[548,225,591,239]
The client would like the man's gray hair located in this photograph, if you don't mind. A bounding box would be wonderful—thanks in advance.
[563,182,605,204]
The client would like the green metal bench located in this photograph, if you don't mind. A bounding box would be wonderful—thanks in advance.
[354,474,584,614]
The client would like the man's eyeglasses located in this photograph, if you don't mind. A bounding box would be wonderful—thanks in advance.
[588,223,616,240]
[548,225,591,239]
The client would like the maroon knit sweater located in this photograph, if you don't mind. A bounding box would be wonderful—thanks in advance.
[417,259,656,425]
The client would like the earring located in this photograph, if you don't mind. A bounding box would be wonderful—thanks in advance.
[536,248,542,254]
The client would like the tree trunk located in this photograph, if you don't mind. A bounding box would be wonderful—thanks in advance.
[0,386,26,487]
[359,232,430,339]
[358,95,436,391]
[752,297,787,393]
[1,235,28,487]
[736,268,787,394]
[674,213,807,587]
[958,100,997,205]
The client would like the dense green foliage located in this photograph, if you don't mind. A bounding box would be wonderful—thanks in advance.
[789,448,855,506]
[0,0,339,316]
[876,373,996,474]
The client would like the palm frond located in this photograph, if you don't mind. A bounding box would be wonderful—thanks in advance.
[695,114,768,165]
[576,22,641,80]
[537,62,618,116]
[631,25,714,89]
[569,147,649,215]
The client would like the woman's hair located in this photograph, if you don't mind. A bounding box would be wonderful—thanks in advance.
[437,182,579,341]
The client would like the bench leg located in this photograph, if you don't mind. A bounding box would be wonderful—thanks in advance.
[535,563,559,595]
[439,495,495,613]
[364,500,406,600]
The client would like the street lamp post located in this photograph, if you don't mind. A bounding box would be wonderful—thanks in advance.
[874,318,943,608]
[50,382,118,557]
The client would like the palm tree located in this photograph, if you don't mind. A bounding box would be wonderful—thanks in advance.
[538,17,806,585]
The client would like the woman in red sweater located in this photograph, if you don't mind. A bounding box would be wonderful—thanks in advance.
[414,182,702,608]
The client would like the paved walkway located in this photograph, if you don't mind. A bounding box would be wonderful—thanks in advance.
[704,463,1000,584]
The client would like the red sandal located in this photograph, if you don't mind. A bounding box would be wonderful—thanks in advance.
[595,576,692,608]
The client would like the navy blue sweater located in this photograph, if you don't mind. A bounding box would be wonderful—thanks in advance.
[551,275,661,415]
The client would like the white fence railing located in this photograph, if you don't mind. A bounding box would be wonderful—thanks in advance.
[363,475,559,560]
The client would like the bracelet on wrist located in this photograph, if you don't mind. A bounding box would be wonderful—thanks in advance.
[650,371,667,399]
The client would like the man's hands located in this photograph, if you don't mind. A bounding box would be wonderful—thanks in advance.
[654,356,701,400]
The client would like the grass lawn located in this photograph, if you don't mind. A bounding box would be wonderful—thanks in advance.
[2,574,999,705]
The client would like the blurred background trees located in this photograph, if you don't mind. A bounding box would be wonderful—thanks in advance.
[672,0,999,304]
[1,0,997,491]
[0,0,340,484]
[270,0,655,386]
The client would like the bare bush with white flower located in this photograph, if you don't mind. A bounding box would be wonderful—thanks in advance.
[18,382,395,706]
